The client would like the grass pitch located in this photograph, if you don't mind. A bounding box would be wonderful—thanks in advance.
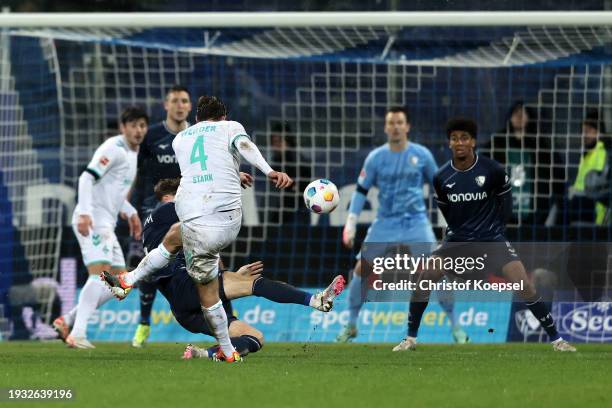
[0,342,610,408]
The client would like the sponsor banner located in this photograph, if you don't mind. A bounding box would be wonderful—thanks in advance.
[86,292,201,343]
[87,289,510,343]
[554,301,612,343]
[506,302,551,343]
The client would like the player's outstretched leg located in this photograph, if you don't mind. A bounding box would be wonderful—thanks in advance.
[101,224,182,299]
[310,275,346,312]
[100,243,177,300]
[100,270,133,300]
[222,265,345,312]
[337,261,362,342]
[252,274,345,312]
[502,261,576,352]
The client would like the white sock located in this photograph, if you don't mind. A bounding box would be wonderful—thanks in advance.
[70,276,107,338]
[201,300,235,357]
[97,287,115,307]
[63,306,78,327]
[308,295,317,308]
[124,243,175,286]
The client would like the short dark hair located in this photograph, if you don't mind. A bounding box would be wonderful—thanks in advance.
[154,178,180,201]
[271,121,292,134]
[196,95,227,122]
[166,85,190,98]
[446,117,478,139]
[271,121,297,148]
[386,106,410,122]
[583,109,603,132]
[583,118,600,132]
[120,106,149,125]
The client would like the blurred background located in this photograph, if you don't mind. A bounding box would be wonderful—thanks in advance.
[1,0,611,343]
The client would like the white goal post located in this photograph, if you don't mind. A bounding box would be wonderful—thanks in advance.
[2,11,612,28]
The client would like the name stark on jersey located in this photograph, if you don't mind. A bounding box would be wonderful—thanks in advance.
[192,173,214,183]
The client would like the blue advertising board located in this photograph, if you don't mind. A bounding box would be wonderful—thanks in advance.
[554,301,612,343]
[86,290,511,344]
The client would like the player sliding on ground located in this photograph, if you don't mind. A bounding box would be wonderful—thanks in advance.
[393,117,576,352]
[109,96,290,363]
[97,178,344,360]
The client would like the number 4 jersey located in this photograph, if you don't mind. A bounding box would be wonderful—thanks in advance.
[172,120,247,221]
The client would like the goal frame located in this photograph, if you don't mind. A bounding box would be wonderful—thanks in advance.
[2,11,612,28]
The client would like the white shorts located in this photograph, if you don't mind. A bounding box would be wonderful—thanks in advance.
[72,224,126,269]
[181,208,242,283]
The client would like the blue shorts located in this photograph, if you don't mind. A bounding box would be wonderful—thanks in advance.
[357,214,436,259]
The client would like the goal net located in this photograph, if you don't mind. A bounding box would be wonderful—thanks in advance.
[2,12,612,340]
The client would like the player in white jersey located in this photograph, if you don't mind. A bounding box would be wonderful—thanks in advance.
[171,95,292,362]
[53,107,149,349]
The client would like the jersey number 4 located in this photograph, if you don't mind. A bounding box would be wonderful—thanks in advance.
[190,135,208,171]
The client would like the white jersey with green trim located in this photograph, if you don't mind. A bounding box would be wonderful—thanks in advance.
[172,120,245,221]
[74,135,138,228]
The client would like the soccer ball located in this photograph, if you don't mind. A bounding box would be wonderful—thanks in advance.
[303,179,340,214]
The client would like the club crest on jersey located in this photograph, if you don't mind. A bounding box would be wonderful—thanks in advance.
[475,175,485,187]
[410,156,418,166]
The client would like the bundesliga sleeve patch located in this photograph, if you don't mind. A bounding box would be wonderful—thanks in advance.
[99,156,110,166]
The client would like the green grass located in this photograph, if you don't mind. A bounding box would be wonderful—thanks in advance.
[0,342,610,408]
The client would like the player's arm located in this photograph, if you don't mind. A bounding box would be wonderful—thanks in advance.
[239,171,254,189]
[422,147,439,187]
[343,153,377,248]
[433,174,450,221]
[76,171,95,236]
[120,200,141,240]
[229,122,293,189]
[76,142,119,236]
[493,164,513,223]
[131,137,151,214]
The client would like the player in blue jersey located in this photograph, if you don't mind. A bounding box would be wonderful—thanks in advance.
[102,178,345,360]
[337,106,467,343]
[393,117,576,352]
[129,85,192,348]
